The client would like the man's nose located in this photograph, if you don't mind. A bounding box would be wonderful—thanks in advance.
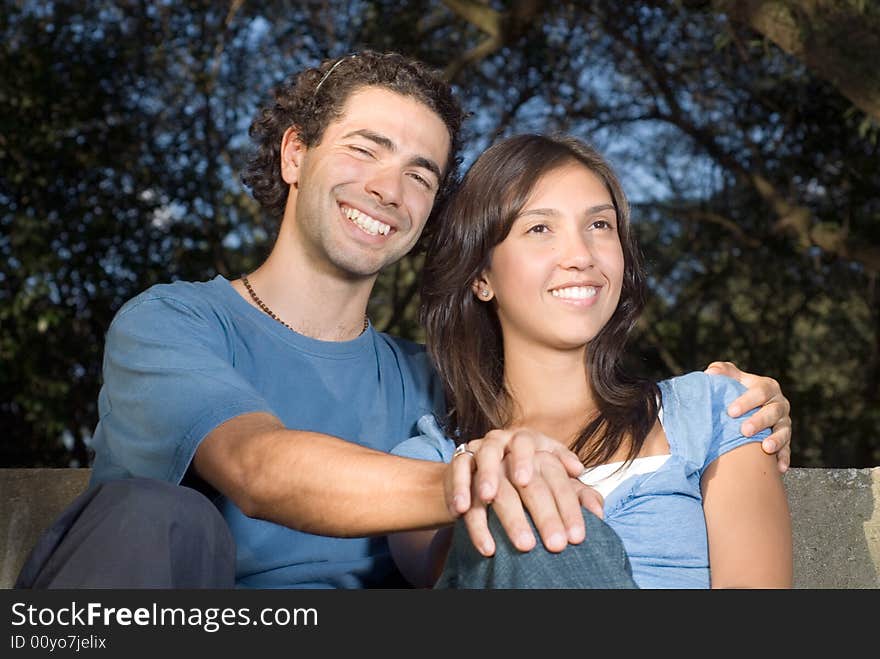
[365,167,403,207]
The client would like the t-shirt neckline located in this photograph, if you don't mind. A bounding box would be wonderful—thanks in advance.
[211,274,375,358]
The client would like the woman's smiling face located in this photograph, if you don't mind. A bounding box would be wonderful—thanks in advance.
[479,161,625,353]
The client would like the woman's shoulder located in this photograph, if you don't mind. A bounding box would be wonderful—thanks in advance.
[659,371,747,411]
[657,371,752,469]
[658,371,746,417]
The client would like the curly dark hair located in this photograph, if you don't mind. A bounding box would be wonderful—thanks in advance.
[241,51,465,219]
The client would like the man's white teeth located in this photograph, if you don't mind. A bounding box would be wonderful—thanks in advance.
[344,206,391,236]
[551,286,598,299]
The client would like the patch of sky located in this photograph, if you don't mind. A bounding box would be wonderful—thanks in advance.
[20,0,55,20]
[61,429,74,452]
[223,232,242,250]
[150,199,186,230]
[99,248,138,283]
[192,197,214,219]
[228,121,253,153]
[139,94,167,118]
[245,15,271,48]
[805,178,828,200]
[21,274,62,305]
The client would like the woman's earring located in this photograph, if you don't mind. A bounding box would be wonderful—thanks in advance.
[480,288,491,298]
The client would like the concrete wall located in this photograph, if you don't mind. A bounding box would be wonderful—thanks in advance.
[1,468,91,589]
[786,468,879,588]
[1,467,878,589]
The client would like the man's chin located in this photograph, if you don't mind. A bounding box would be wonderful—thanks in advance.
[328,255,390,280]
[327,244,410,280]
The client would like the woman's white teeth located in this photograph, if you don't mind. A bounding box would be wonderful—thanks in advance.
[551,286,598,299]
[344,206,391,236]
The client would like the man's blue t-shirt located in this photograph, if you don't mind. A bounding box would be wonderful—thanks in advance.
[89,275,444,588]
[392,372,769,589]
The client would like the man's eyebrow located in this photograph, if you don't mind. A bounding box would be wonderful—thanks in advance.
[344,129,395,151]
[409,156,442,182]
[342,129,443,181]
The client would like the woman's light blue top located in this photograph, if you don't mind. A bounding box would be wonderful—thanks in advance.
[391,372,769,589]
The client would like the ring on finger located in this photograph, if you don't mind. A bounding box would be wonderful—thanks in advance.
[453,443,476,460]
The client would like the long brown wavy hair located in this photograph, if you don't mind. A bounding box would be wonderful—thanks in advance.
[421,134,659,467]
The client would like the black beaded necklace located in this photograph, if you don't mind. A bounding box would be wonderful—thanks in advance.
[241,275,368,336]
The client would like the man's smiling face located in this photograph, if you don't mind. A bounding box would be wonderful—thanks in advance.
[281,85,451,279]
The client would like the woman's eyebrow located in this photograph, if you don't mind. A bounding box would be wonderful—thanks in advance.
[586,204,616,215]
[518,204,616,217]
[518,208,558,218]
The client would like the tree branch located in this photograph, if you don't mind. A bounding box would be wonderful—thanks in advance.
[664,206,763,248]
[712,0,880,122]
[606,11,879,272]
[441,0,547,81]
[442,0,500,35]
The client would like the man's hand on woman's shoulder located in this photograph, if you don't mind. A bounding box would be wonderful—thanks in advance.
[704,361,792,473]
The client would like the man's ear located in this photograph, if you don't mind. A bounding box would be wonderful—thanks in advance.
[280,126,306,187]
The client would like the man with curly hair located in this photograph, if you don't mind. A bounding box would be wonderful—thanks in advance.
[17,52,792,589]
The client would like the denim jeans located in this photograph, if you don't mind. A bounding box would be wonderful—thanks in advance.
[435,508,638,589]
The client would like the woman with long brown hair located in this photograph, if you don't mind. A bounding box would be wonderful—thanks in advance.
[390,134,791,588]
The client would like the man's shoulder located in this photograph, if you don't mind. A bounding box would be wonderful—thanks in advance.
[115,276,231,323]
[105,276,238,349]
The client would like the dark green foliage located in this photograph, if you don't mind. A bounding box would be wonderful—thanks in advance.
[2,0,877,467]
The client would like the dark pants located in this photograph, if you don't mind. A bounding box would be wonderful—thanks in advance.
[15,478,236,589]
[436,508,638,589]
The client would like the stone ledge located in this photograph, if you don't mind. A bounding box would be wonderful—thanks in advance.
[784,468,879,588]
[1,467,878,589]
